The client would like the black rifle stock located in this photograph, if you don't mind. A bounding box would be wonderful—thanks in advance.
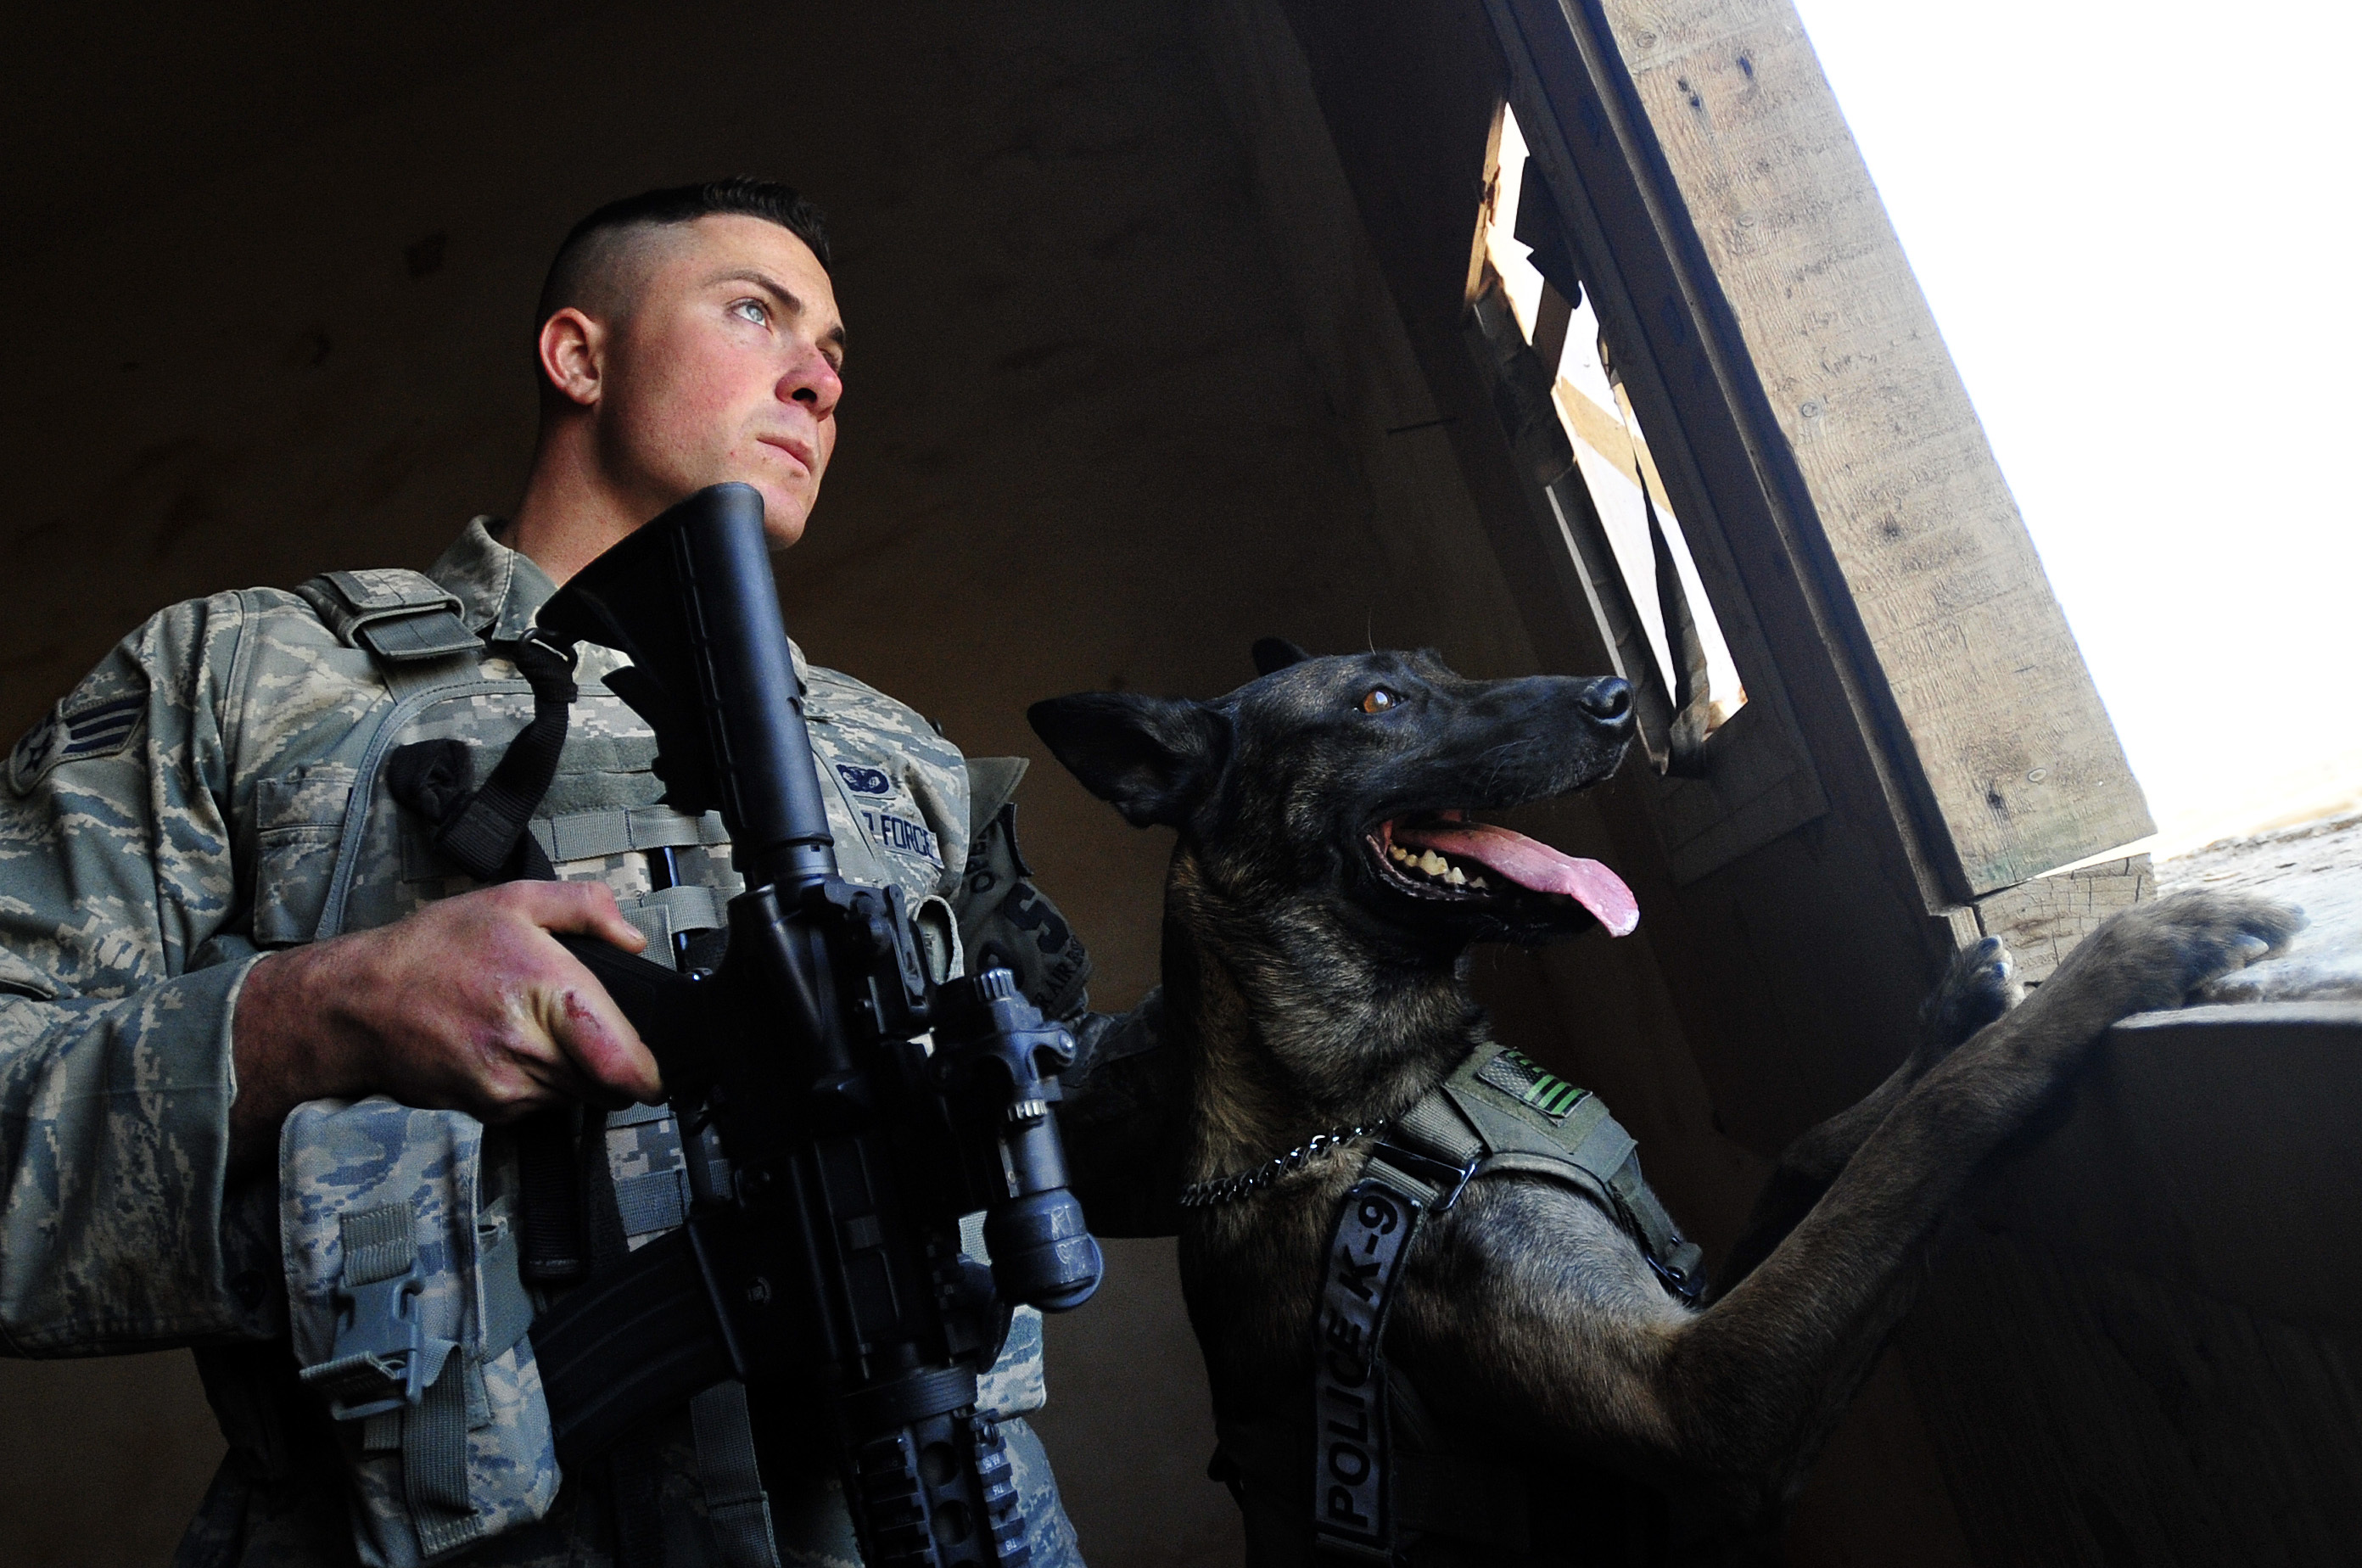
[529,483,1103,1567]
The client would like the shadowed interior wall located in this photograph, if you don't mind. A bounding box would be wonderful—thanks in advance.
[0,3,1551,1565]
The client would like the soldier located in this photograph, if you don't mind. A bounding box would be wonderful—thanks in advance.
[0,178,1170,1567]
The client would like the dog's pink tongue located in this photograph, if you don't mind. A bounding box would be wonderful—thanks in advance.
[1393,821,1640,937]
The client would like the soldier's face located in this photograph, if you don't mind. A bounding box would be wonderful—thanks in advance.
[599,216,845,548]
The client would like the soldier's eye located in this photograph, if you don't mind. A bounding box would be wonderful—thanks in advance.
[1360,688,1399,714]
[731,298,770,327]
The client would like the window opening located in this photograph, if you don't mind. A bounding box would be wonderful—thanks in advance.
[1479,105,1746,765]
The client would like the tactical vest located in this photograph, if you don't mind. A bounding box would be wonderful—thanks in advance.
[1212,1042,1704,1568]
[242,568,1053,1566]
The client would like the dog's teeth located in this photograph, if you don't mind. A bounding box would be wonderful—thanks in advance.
[1445,866,1467,886]
[1418,850,1447,876]
[1469,875,1486,890]
[1390,845,1411,863]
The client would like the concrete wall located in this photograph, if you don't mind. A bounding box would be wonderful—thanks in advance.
[0,3,1550,1563]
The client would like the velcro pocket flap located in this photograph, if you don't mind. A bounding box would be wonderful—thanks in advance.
[298,571,484,664]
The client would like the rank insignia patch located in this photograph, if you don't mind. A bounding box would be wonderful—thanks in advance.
[9,693,145,792]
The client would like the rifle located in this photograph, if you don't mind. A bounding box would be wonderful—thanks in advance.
[529,482,1103,1567]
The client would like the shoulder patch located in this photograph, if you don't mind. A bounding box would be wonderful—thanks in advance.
[1473,1047,1591,1122]
[9,692,146,792]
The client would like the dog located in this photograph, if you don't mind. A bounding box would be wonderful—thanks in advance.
[1029,641,2298,1565]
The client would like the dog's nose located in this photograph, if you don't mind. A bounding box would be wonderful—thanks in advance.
[1579,677,1634,731]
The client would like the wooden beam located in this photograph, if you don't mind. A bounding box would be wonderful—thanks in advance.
[1508,0,2152,897]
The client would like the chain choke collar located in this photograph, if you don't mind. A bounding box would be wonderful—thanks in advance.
[1178,1117,1393,1209]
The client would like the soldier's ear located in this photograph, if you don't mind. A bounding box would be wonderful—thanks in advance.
[1027,692,1230,830]
[1251,637,1313,676]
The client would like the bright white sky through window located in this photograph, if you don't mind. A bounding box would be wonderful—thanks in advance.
[1789,0,2362,854]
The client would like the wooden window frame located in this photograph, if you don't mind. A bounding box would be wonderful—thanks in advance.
[1475,0,2151,918]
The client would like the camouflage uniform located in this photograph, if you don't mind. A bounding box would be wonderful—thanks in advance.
[0,518,1140,1566]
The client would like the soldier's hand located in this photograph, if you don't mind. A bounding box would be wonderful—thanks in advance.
[229,882,663,1171]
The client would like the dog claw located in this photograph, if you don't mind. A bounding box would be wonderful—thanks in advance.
[2051,890,2306,1019]
[1923,934,2021,1052]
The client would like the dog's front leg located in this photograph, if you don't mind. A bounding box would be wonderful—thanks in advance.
[1710,935,2020,1297]
[1669,892,2298,1515]
[1406,892,2298,1535]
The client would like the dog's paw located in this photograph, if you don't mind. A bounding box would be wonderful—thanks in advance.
[1921,935,2021,1053]
[2051,890,2306,1022]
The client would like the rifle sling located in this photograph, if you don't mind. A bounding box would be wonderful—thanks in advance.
[384,634,585,1283]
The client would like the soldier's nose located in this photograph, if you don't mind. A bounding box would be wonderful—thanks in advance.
[1579,678,1634,735]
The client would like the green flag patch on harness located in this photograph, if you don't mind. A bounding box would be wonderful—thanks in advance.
[1473,1047,1589,1121]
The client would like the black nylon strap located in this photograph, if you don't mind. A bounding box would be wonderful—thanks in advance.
[430,633,578,882]
[579,1077,672,1568]
[516,1106,587,1285]
[607,1437,667,1568]
[382,633,584,1282]
[1310,1152,1465,1565]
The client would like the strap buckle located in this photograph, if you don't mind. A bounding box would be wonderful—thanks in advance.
[299,1255,453,1420]
[1368,1140,1478,1212]
[520,625,580,671]
[1647,1251,1703,1306]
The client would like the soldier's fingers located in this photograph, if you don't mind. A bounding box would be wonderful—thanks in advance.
[438,992,582,1118]
[503,1028,602,1110]
[535,968,664,1107]
[507,878,648,954]
[469,1051,583,1123]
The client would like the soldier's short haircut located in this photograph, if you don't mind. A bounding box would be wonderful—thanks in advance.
[534,176,831,337]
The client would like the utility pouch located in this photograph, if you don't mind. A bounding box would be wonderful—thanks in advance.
[283,1097,560,1565]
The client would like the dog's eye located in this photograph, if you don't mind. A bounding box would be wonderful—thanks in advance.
[1360,688,1399,714]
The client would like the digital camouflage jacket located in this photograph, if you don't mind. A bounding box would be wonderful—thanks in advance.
[0,519,1161,1567]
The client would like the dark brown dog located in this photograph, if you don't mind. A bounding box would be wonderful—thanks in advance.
[1031,642,2298,1565]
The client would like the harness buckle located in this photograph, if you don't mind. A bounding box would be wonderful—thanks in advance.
[1648,1252,1704,1306]
[519,624,581,672]
[1369,1140,1479,1212]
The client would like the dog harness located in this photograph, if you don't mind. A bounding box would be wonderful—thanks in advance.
[1211,1041,1703,1566]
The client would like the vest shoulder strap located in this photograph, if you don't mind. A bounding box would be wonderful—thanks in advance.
[964,755,1030,843]
[296,568,485,664]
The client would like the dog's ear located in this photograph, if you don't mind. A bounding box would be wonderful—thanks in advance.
[1251,637,1313,676]
[1027,692,1230,829]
